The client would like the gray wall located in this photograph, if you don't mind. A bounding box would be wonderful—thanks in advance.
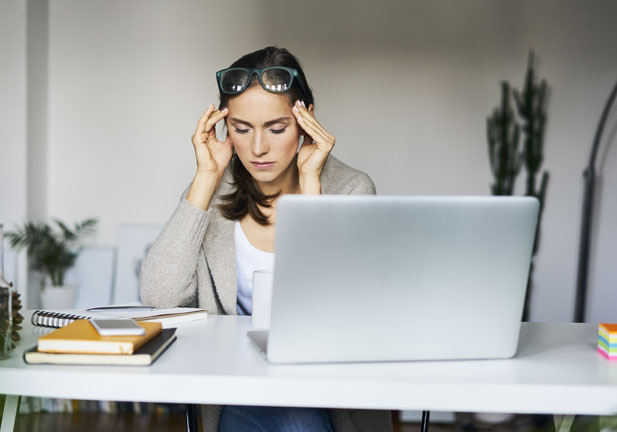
[2,0,617,321]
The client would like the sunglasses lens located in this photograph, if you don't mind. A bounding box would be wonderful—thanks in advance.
[221,69,249,93]
[261,68,292,92]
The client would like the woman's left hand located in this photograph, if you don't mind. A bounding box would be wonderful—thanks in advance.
[292,100,335,193]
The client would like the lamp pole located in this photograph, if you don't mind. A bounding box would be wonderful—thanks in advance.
[574,80,617,323]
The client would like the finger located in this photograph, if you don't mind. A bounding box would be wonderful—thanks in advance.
[192,131,208,149]
[194,136,215,164]
[292,101,334,142]
[292,109,332,147]
[290,100,336,150]
[204,107,229,134]
[196,104,216,134]
[294,115,329,146]
[295,116,333,151]
[205,129,234,162]
[298,132,314,151]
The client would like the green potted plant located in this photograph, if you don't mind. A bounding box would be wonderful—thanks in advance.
[6,218,97,309]
[486,51,549,322]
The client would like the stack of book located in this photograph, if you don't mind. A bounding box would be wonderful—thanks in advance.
[598,323,617,361]
[24,320,177,366]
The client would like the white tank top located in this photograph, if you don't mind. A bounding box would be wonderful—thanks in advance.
[234,221,275,315]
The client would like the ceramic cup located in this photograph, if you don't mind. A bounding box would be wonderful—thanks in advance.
[252,269,274,329]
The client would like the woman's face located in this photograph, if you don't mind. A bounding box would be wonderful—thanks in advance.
[226,86,304,188]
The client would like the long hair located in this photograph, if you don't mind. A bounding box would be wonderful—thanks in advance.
[218,46,314,225]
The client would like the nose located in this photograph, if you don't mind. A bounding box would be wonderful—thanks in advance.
[252,132,268,156]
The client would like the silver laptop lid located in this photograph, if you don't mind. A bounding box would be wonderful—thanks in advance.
[267,195,539,364]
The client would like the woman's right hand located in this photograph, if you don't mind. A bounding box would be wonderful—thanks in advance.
[191,104,232,180]
[187,104,233,210]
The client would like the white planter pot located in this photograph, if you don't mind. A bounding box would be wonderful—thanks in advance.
[472,413,515,424]
[41,284,75,310]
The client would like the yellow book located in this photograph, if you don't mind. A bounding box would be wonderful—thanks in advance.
[37,319,162,355]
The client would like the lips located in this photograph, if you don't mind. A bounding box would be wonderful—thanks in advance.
[251,161,275,169]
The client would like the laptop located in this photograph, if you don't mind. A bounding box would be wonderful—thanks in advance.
[248,195,539,364]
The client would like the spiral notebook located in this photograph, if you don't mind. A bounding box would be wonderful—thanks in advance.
[31,306,207,329]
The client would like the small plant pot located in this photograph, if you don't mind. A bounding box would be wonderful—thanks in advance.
[473,412,515,424]
[41,284,75,310]
[0,329,12,359]
[0,288,23,359]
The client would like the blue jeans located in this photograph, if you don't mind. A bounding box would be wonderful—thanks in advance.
[219,405,334,432]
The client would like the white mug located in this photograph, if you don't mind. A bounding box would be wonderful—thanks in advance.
[252,269,274,329]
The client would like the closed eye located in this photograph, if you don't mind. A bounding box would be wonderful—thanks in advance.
[270,128,287,135]
[234,128,249,134]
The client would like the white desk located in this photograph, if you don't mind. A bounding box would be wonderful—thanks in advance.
[1,314,617,430]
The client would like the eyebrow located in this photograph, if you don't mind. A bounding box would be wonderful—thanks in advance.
[229,116,291,128]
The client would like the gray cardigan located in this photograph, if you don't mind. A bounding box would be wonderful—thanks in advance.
[140,154,392,432]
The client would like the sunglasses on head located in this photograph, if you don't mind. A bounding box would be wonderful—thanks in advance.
[216,66,308,100]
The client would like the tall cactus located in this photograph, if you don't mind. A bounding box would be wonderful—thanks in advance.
[487,81,522,196]
[513,51,550,256]
[512,51,550,322]
[486,52,550,322]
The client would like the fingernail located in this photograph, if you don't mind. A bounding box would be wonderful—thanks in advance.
[301,101,306,108]
[293,106,299,113]
[223,107,228,112]
[296,100,302,106]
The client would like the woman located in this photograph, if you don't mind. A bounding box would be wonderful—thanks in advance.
[140,46,392,432]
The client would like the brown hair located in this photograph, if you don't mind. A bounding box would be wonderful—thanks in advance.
[218,46,314,225]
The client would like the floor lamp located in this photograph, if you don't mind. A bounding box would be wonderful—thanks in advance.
[574,79,617,323]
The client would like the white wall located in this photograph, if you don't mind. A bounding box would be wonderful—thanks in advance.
[0,1,27,224]
[27,0,49,222]
[46,0,264,244]
[7,0,617,320]
[0,0,28,302]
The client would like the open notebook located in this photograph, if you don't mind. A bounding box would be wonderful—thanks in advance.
[31,305,207,329]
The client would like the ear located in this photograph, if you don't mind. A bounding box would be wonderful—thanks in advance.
[308,103,314,116]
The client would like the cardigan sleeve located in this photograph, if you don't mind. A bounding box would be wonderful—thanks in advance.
[139,195,210,308]
[321,155,376,196]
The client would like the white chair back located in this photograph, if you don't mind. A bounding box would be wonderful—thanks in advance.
[65,246,116,308]
[112,224,163,304]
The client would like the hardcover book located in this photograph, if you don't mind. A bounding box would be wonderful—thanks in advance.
[25,328,177,366]
[37,319,162,355]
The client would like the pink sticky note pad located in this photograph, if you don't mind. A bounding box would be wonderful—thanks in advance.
[598,346,617,361]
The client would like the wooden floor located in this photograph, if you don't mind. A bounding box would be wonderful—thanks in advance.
[15,412,186,432]
[11,412,559,432]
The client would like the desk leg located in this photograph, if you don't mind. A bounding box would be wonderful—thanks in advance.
[1,395,20,432]
[186,404,199,432]
[421,410,430,432]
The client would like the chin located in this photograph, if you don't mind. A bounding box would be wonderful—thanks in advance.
[251,171,281,184]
